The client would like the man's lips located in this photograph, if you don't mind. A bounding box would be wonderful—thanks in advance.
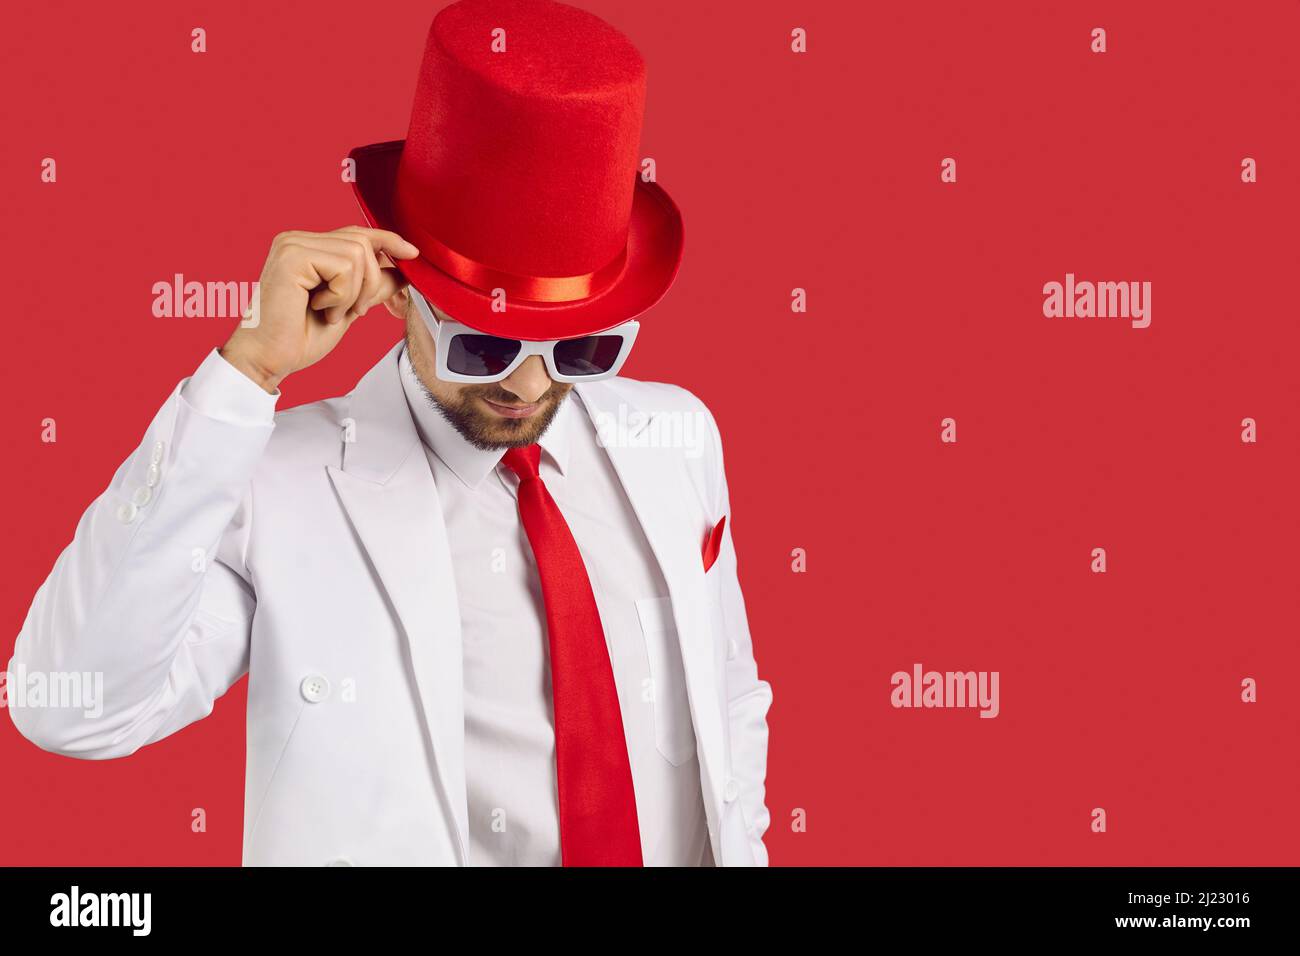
[482,397,542,419]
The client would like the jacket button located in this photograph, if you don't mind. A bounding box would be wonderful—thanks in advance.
[150,441,165,466]
[325,857,353,867]
[146,463,161,488]
[131,486,153,508]
[116,501,138,524]
[723,778,740,803]
[726,638,738,661]
[300,674,331,703]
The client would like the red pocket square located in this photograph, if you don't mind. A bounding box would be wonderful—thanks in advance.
[702,515,726,572]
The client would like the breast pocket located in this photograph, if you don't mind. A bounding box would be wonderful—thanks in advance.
[635,595,696,766]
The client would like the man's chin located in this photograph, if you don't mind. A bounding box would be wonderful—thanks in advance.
[454,393,566,449]
[472,415,549,447]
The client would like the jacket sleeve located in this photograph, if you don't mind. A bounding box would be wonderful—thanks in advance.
[6,349,278,759]
[701,402,774,865]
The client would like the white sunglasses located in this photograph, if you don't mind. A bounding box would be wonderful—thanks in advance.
[410,287,639,384]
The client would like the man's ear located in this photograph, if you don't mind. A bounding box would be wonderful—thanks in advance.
[383,286,412,320]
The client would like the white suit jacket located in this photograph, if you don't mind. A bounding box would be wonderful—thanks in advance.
[8,341,773,866]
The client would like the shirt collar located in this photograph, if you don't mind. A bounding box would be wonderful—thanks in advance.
[398,342,571,489]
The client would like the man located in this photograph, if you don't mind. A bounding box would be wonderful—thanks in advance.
[7,0,771,866]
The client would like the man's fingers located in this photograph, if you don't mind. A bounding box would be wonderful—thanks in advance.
[293,247,361,324]
[367,266,409,310]
[349,243,411,316]
[302,236,384,318]
[276,226,418,261]
[320,229,418,314]
[332,226,420,261]
[305,255,405,321]
[275,228,419,325]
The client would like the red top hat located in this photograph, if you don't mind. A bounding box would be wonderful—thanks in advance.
[348,0,684,340]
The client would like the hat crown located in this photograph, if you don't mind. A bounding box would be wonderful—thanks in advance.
[395,0,647,282]
[433,0,645,97]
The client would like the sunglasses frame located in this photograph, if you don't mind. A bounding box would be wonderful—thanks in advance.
[410,286,640,384]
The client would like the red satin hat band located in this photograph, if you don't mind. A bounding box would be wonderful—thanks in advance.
[394,205,630,305]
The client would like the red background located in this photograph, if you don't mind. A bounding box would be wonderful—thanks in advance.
[2,0,1297,865]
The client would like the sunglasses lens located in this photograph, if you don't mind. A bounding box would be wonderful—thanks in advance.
[553,335,624,377]
[448,334,522,376]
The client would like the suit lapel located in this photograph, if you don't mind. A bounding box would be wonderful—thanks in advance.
[325,342,470,864]
[573,381,728,856]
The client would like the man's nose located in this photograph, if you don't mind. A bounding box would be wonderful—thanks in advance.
[500,355,553,404]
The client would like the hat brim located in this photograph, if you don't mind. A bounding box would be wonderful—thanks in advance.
[348,140,683,340]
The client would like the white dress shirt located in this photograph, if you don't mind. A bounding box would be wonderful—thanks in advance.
[397,345,711,866]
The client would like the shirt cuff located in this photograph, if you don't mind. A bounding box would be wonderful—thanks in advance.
[181,348,280,426]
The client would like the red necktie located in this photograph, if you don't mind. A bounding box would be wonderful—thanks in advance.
[500,443,644,866]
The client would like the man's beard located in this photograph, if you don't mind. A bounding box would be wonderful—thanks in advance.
[430,384,569,450]
[407,341,571,450]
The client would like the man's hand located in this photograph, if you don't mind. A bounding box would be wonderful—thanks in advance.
[220,227,420,393]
